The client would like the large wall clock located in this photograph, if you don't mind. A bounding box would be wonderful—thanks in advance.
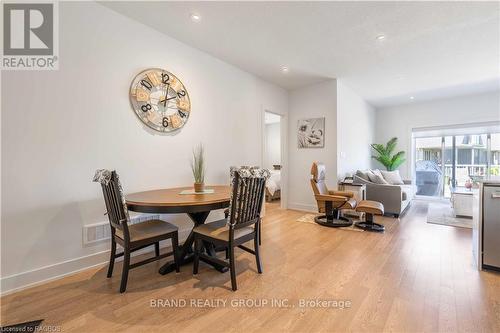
[129,68,191,132]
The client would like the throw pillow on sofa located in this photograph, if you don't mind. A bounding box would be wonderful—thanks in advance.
[368,169,389,184]
[380,170,404,185]
[355,170,370,181]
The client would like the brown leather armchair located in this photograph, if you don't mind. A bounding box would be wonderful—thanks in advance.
[310,162,357,227]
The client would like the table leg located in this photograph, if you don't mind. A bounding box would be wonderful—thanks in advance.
[158,211,228,275]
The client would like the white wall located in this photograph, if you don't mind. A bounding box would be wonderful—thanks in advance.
[0,2,288,293]
[375,91,500,178]
[288,80,337,212]
[264,123,281,169]
[337,81,375,179]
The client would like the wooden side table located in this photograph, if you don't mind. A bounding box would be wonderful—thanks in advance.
[338,182,366,217]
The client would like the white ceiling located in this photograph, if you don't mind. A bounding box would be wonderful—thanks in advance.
[102,1,500,107]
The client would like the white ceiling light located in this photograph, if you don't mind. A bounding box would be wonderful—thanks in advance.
[410,96,415,100]
[103,2,500,107]
[190,13,201,22]
[376,34,386,41]
[281,66,289,73]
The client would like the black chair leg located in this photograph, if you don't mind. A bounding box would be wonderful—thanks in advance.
[258,223,262,246]
[254,228,263,274]
[193,237,200,275]
[155,242,160,257]
[172,233,180,273]
[107,238,116,278]
[229,245,237,291]
[120,248,130,293]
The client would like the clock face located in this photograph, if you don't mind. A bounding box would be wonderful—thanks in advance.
[130,68,191,132]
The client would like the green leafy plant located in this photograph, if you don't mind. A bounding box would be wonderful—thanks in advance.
[371,137,406,171]
[191,143,205,184]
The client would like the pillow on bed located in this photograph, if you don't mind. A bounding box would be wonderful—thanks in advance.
[380,170,404,185]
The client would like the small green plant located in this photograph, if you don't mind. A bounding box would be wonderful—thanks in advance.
[371,137,406,171]
[191,143,205,184]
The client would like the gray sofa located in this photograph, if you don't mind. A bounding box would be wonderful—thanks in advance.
[353,174,415,217]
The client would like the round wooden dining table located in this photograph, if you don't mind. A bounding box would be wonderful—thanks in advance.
[126,185,231,275]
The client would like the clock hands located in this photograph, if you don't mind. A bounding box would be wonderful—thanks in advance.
[163,83,170,107]
[160,84,178,107]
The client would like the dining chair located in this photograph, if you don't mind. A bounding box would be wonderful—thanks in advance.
[192,167,270,291]
[224,165,263,245]
[93,169,180,293]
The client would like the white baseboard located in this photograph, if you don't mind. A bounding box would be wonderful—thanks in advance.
[0,250,111,296]
[288,203,317,213]
[0,229,191,296]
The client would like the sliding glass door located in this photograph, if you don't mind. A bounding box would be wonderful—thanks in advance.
[443,136,453,198]
[415,137,444,197]
[455,134,488,186]
[490,133,500,177]
[414,130,500,198]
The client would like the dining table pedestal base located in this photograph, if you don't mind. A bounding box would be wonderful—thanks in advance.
[158,211,229,275]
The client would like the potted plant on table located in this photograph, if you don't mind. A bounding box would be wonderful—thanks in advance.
[191,143,205,193]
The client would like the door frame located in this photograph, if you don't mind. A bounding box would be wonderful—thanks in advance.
[261,107,288,209]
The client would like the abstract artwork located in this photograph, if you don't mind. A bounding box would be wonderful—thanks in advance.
[297,118,325,148]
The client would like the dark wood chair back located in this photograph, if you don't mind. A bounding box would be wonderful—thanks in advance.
[99,171,131,241]
[94,169,181,293]
[227,171,267,230]
[193,167,269,291]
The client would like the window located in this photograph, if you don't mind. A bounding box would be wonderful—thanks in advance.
[414,129,499,198]
[490,133,500,177]
[457,148,471,164]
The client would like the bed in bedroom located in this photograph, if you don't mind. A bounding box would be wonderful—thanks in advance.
[265,166,281,202]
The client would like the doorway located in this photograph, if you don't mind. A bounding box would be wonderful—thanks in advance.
[263,111,283,209]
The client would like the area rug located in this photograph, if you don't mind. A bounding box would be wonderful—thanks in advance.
[427,202,472,229]
[296,214,364,232]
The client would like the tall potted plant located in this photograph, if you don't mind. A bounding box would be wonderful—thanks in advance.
[371,137,406,171]
[191,143,205,193]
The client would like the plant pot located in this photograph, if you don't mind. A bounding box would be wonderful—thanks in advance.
[194,182,205,193]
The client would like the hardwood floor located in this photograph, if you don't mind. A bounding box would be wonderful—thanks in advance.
[1,200,499,332]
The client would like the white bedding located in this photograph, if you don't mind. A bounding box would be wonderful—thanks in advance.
[266,170,281,196]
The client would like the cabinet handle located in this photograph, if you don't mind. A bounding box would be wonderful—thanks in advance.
[492,192,500,199]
